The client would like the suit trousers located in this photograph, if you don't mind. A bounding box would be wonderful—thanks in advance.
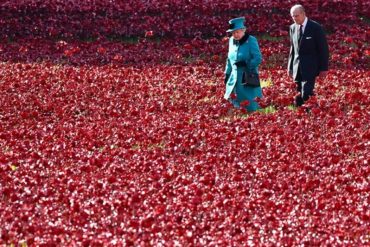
[295,67,316,106]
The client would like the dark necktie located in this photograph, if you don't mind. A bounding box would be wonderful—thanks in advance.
[298,25,303,43]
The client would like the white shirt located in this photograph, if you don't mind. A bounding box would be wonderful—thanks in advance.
[298,17,308,34]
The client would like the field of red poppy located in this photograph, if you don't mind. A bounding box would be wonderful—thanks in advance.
[0,0,369,246]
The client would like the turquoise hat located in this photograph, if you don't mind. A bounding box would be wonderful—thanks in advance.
[227,17,246,32]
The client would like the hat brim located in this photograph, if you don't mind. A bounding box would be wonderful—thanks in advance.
[227,27,246,33]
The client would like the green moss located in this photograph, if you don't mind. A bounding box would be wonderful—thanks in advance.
[257,105,277,114]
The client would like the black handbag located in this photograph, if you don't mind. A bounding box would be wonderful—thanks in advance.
[242,71,260,87]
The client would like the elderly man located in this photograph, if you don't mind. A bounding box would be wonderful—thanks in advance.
[287,5,329,106]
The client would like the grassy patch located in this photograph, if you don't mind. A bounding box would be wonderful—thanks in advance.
[359,15,370,25]
[9,164,17,171]
[263,53,287,69]
[6,242,27,247]
[184,54,209,64]
[184,55,196,63]
[6,37,15,43]
[131,142,166,151]
[287,104,297,111]
[145,36,162,44]
[257,33,285,41]
[78,36,98,42]
[200,95,217,103]
[107,35,162,44]
[340,41,358,48]
[261,78,273,88]
[109,36,139,44]
[131,144,141,150]
[219,113,247,122]
[219,105,277,122]
[257,105,277,114]
[205,80,217,86]
[218,108,245,122]
[148,142,166,150]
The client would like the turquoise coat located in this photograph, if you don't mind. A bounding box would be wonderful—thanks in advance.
[224,35,263,111]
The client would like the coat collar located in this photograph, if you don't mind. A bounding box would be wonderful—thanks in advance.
[297,17,308,33]
[296,18,312,33]
[233,33,250,45]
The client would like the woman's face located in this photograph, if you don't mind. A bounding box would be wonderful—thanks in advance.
[232,29,246,40]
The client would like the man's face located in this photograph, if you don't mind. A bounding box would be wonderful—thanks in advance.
[232,29,245,40]
[291,9,305,25]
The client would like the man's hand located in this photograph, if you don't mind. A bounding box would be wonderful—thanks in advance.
[287,70,292,77]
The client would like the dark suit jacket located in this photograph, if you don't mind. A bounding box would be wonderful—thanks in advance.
[288,19,329,81]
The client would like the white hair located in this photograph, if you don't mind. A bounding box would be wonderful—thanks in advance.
[290,4,305,15]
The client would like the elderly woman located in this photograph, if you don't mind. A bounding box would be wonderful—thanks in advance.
[224,17,263,112]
